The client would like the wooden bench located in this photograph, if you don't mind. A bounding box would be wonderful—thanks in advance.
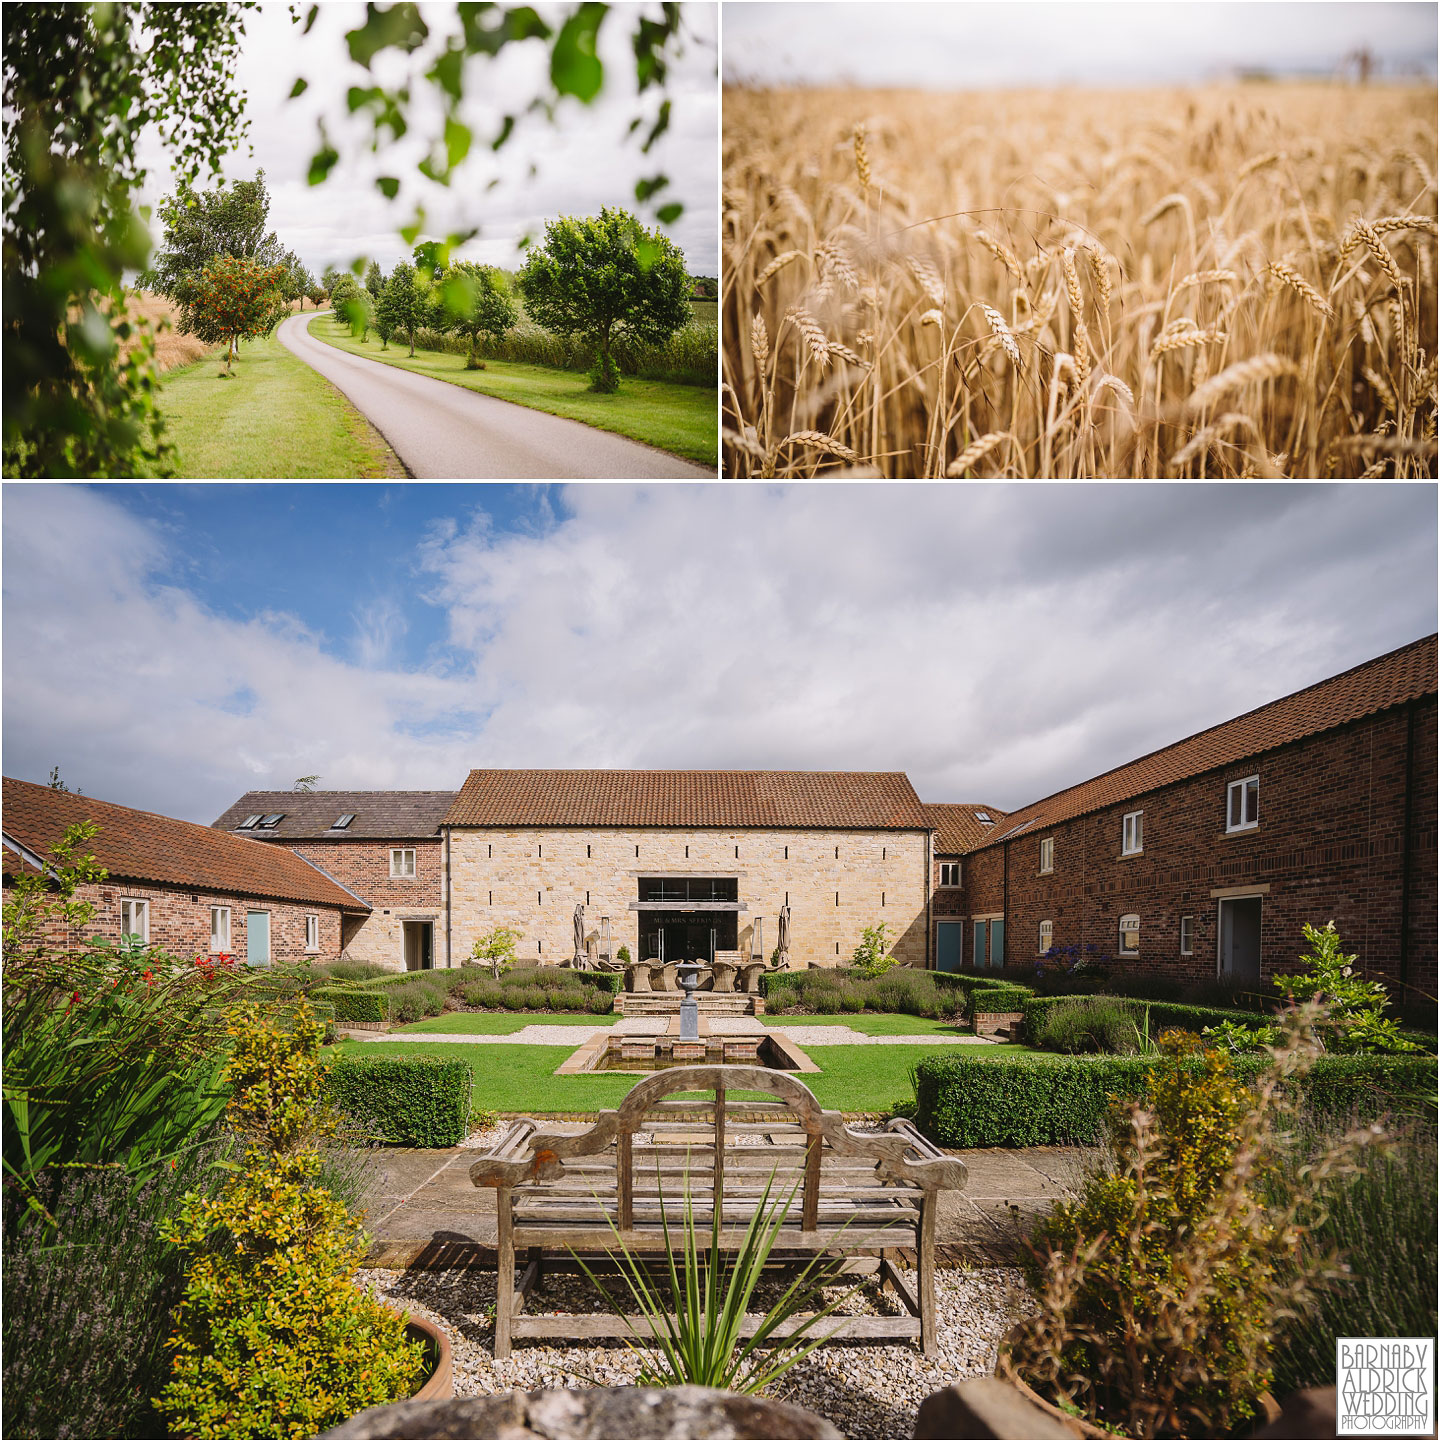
[469,1065,967,1358]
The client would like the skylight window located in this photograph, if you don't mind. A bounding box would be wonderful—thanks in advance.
[331,814,356,830]
[257,813,284,828]
[999,819,1034,840]
[236,815,261,830]
[975,811,992,824]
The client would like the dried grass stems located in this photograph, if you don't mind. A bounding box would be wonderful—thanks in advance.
[722,85,1437,477]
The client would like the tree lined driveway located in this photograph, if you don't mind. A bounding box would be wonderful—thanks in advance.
[278,314,712,479]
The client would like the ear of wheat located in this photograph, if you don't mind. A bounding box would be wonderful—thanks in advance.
[1151,327,1227,361]
[750,313,769,367]
[981,304,1022,366]
[946,430,1011,476]
[1187,353,1300,411]
[756,250,804,286]
[1267,260,1335,318]
[853,124,871,190]
[781,429,859,462]
[785,307,831,369]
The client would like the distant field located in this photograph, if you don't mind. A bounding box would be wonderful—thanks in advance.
[148,330,401,478]
[724,84,1437,478]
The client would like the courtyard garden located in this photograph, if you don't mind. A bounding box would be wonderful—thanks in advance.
[6,837,1436,1441]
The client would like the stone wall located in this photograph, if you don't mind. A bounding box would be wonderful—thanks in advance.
[447,825,931,970]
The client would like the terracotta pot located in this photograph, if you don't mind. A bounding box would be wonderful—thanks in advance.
[995,1350,1111,1440]
[395,1310,454,1402]
[996,1330,1282,1440]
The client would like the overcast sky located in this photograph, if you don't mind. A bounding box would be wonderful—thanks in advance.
[723,1,1438,88]
[2,482,1434,826]
[134,2,718,277]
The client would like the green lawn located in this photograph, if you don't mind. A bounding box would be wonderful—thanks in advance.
[394,1011,612,1034]
[332,1032,1034,1116]
[150,332,402,478]
[308,315,716,466]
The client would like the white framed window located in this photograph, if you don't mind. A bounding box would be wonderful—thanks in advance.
[1119,913,1141,956]
[1180,915,1194,956]
[1038,837,1054,874]
[1122,810,1144,855]
[305,914,320,952]
[1038,919,1053,954]
[938,862,961,887]
[390,848,416,879]
[210,906,231,951]
[120,897,149,943]
[1226,775,1259,833]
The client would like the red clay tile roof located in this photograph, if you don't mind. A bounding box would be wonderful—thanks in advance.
[924,803,1009,854]
[970,634,1438,850]
[212,790,457,840]
[444,770,931,830]
[3,778,370,911]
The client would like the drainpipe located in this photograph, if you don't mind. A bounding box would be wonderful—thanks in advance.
[925,827,934,969]
[444,825,452,968]
[1002,840,1010,966]
[1398,702,1416,992]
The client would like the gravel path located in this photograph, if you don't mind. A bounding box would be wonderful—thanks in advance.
[278,314,712,479]
[354,1262,1033,1440]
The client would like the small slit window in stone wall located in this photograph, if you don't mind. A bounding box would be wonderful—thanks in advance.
[835,891,840,906]
[587,844,591,858]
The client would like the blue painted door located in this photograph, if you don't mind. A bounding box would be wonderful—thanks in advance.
[937,922,962,972]
[989,919,1005,968]
[972,920,987,969]
[247,910,270,966]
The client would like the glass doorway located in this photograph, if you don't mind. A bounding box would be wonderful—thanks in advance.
[638,911,736,962]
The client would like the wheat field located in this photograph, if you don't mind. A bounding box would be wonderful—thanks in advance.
[722,85,1437,478]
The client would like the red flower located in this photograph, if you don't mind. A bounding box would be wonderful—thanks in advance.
[142,968,154,986]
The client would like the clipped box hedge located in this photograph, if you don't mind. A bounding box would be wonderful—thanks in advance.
[914,1052,1438,1148]
[968,984,1035,1015]
[328,1055,473,1147]
[313,987,388,1024]
[1020,993,1271,1039]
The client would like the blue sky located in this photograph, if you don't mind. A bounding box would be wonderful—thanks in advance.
[3,481,1435,827]
[102,484,563,673]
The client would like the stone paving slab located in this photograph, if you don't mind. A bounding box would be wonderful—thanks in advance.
[365,1026,608,1046]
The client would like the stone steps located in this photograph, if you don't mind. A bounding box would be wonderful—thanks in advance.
[614,992,764,1017]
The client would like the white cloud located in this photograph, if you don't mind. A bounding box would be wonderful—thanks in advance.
[134,2,719,277]
[4,482,1432,826]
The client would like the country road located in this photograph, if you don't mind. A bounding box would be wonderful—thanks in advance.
[278,314,713,479]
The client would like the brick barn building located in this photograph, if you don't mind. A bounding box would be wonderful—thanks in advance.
[2,777,369,965]
[956,634,1436,1001]
[211,791,456,971]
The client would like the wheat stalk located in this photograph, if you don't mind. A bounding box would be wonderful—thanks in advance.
[785,307,831,370]
[980,304,1022,366]
[853,124,871,190]
[946,431,1011,475]
[971,226,1024,281]
[756,250,803,286]
[1187,353,1300,412]
[1150,327,1226,361]
[1343,218,1406,291]
[1177,269,1238,289]
[1168,412,1255,466]
[750,312,769,368]
[907,256,947,308]
[1266,261,1335,319]
[780,429,859,462]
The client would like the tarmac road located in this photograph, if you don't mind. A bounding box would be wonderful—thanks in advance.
[278,313,714,479]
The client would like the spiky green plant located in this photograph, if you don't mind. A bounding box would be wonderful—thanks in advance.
[576,1166,859,1393]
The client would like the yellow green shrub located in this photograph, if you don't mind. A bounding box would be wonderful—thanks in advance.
[154,1002,426,1438]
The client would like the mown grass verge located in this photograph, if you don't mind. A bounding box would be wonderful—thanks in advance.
[148,330,402,478]
[309,315,716,467]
